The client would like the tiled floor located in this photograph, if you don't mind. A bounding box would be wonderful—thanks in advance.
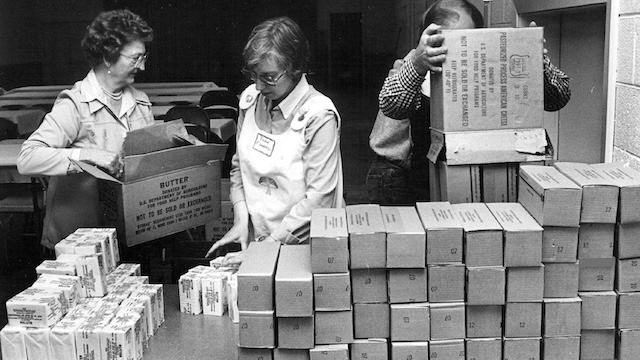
[0,85,380,329]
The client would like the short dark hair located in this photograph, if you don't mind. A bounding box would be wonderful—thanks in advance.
[243,16,310,81]
[81,9,154,67]
[421,0,484,32]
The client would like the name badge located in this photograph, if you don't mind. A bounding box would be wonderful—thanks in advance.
[253,133,275,157]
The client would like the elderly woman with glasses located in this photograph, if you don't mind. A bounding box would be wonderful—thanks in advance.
[17,9,154,249]
[206,16,344,264]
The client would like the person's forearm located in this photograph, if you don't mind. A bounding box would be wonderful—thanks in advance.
[379,61,424,119]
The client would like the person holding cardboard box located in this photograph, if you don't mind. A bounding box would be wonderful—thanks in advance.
[205,17,344,264]
[366,0,571,205]
[17,9,155,249]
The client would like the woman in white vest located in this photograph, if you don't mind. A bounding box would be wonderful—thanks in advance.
[206,16,344,264]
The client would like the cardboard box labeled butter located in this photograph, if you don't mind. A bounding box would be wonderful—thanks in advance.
[313,273,351,311]
[542,336,580,360]
[518,165,582,227]
[390,303,430,341]
[466,305,503,338]
[346,204,386,269]
[350,339,387,360]
[310,208,349,274]
[487,202,543,267]
[592,162,640,223]
[430,27,543,132]
[543,297,582,337]
[275,245,313,317]
[381,206,426,268]
[554,162,619,223]
[237,241,280,311]
[353,302,390,339]
[452,203,503,267]
[465,338,502,360]
[415,202,463,264]
[74,120,227,247]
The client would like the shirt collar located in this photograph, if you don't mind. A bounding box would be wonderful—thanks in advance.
[80,69,150,116]
[267,74,310,120]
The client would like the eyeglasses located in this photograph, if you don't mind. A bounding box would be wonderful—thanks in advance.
[241,68,287,86]
[120,52,149,67]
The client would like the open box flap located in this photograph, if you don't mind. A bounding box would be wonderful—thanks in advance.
[427,128,549,165]
[71,160,122,184]
[123,119,190,156]
[123,143,228,182]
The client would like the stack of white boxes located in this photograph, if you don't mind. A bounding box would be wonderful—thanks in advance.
[308,208,351,359]
[453,202,504,358]
[592,162,640,358]
[427,26,549,204]
[1,227,165,360]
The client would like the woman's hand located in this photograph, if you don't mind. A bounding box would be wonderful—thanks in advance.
[80,148,124,178]
[205,221,250,259]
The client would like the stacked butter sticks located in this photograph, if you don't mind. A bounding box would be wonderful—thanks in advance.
[1,228,164,360]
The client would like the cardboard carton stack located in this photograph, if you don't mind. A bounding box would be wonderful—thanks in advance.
[452,202,504,359]
[1,227,166,360]
[382,206,429,359]
[310,208,352,359]
[427,26,549,204]
[591,162,640,359]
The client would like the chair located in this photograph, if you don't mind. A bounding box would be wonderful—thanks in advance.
[0,117,19,141]
[164,105,222,144]
[199,90,239,119]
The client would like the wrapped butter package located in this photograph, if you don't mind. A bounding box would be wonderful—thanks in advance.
[74,227,120,267]
[129,291,158,334]
[74,302,119,360]
[69,235,114,274]
[32,273,81,308]
[179,272,203,315]
[36,260,77,276]
[117,306,148,356]
[137,284,165,326]
[76,253,108,298]
[1,325,27,360]
[50,301,98,360]
[54,238,79,258]
[24,327,51,360]
[227,273,239,323]
[100,314,139,360]
[201,272,229,316]
[120,298,152,345]
[6,287,69,328]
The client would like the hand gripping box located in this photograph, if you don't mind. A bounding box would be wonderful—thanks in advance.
[452,203,503,267]
[429,27,544,132]
[518,165,582,227]
[310,208,349,273]
[73,120,228,247]
[237,241,281,311]
[275,245,313,317]
[415,202,464,264]
[487,202,543,267]
[381,206,426,268]
[591,162,640,224]
[346,204,386,269]
[543,297,582,337]
[553,162,619,223]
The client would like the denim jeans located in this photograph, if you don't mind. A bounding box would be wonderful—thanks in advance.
[366,156,429,205]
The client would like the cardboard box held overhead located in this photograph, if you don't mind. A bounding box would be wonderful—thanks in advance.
[74,120,228,247]
[430,27,544,132]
